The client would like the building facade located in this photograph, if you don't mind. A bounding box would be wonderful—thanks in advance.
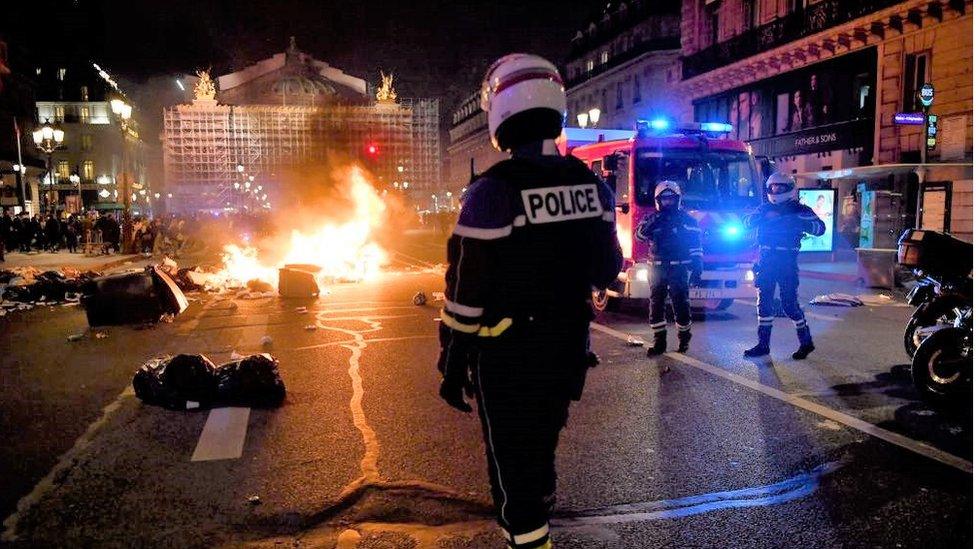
[564,0,683,130]
[0,38,44,214]
[162,40,440,213]
[446,92,507,193]
[678,0,972,241]
[33,60,149,215]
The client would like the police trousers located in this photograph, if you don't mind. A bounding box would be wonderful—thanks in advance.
[649,263,691,335]
[755,251,807,330]
[473,318,588,548]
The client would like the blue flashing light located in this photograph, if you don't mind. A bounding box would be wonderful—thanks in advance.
[700,122,733,133]
[721,223,743,238]
[650,118,669,131]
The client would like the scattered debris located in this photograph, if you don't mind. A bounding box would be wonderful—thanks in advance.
[215,354,286,408]
[247,495,262,506]
[413,291,427,306]
[260,335,274,348]
[809,293,864,307]
[160,256,179,276]
[304,324,317,331]
[626,337,645,347]
[295,306,308,314]
[94,332,108,339]
[246,279,275,294]
[431,291,445,301]
[230,351,244,361]
[67,333,85,342]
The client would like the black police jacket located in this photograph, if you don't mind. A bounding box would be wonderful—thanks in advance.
[439,152,623,347]
[634,209,703,265]
[743,200,826,251]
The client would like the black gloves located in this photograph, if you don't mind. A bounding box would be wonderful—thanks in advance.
[690,258,703,286]
[437,326,476,413]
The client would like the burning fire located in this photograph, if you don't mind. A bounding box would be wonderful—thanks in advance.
[217,165,389,289]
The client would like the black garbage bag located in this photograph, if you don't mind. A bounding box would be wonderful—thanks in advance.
[215,353,286,408]
[81,266,188,326]
[33,271,70,302]
[2,284,38,303]
[133,354,218,410]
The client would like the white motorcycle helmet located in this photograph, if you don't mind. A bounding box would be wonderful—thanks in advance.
[654,180,682,210]
[480,53,567,152]
[765,172,797,204]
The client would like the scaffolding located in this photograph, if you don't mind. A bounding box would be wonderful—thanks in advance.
[162,97,440,212]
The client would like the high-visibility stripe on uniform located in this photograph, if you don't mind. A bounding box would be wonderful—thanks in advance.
[477,318,513,337]
[453,223,514,240]
[440,310,481,333]
[677,323,692,332]
[509,523,550,547]
[793,318,807,328]
[444,299,484,317]
[651,259,692,265]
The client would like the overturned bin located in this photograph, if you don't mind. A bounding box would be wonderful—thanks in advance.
[80,265,189,326]
[278,264,321,298]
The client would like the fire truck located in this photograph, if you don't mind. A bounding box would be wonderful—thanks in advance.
[560,120,771,312]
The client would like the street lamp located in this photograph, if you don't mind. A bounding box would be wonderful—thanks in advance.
[69,174,82,212]
[588,108,601,126]
[110,97,135,253]
[32,118,65,214]
[577,112,589,128]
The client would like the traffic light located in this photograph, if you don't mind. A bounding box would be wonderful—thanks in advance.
[365,142,380,158]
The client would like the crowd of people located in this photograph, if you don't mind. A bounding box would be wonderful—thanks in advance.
[0,209,209,262]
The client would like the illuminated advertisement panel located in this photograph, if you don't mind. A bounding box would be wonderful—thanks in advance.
[798,188,835,252]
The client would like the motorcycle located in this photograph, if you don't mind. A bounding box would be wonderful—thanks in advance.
[902,274,971,358]
[897,229,973,405]
[911,306,971,404]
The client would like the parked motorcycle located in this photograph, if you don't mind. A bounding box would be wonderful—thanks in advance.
[898,230,972,404]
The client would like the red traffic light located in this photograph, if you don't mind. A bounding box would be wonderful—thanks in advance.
[366,143,379,156]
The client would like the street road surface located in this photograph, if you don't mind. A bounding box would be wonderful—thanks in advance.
[0,231,971,548]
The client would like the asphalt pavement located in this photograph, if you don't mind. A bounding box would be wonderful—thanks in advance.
[0,230,970,548]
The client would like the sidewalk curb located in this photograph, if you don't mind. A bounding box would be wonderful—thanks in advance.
[798,270,861,283]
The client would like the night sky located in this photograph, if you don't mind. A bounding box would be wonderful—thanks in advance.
[4,0,599,113]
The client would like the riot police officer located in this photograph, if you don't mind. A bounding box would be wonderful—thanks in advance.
[635,181,703,355]
[436,53,622,549]
[743,173,826,359]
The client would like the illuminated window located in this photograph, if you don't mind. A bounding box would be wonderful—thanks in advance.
[58,68,66,81]
[616,82,623,110]
[82,160,94,180]
[633,74,642,103]
[54,105,65,122]
[57,160,70,180]
[586,59,594,72]
[80,86,89,101]
[80,106,90,123]
[600,51,609,64]
[82,134,93,151]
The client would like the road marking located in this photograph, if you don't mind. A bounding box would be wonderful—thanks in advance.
[191,407,252,461]
[590,322,973,474]
[290,334,437,352]
[733,299,842,322]
[555,461,841,527]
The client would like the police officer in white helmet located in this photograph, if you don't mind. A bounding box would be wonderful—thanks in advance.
[742,173,826,359]
[635,181,703,355]
[436,53,622,549]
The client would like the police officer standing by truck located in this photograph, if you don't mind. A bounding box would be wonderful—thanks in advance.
[635,181,703,355]
[436,53,622,549]
[743,173,826,359]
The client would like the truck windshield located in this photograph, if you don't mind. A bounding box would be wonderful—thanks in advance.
[635,149,761,210]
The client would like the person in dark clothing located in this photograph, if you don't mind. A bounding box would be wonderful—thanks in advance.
[0,209,10,261]
[27,215,42,251]
[45,214,61,252]
[437,54,623,549]
[65,215,79,253]
[635,181,703,355]
[742,173,827,359]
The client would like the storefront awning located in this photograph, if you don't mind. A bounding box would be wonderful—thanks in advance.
[91,202,124,211]
[795,163,973,182]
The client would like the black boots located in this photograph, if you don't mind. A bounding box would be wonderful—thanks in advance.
[743,325,772,357]
[677,330,692,353]
[647,332,667,357]
[792,326,815,360]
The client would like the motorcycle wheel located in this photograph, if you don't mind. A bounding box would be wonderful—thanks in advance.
[903,297,968,358]
[911,327,971,404]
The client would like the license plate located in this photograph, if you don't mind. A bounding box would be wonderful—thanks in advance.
[689,288,723,299]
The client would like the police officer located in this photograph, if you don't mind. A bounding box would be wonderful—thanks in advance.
[635,182,702,355]
[436,53,622,549]
[743,173,826,359]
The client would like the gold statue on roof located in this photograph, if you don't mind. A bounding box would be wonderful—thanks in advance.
[194,70,217,101]
[376,72,397,103]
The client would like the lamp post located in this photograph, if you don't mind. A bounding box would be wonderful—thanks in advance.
[32,119,65,215]
[110,98,134,253]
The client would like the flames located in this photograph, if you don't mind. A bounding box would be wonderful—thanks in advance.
[216,165,389,290]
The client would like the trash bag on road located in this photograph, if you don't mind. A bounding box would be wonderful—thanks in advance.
[81,266,189,326]
[809,293,864,307]
[215,354,286,408]
[133,354,218,410]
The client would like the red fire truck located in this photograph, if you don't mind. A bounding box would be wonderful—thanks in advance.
[560,120,771,312]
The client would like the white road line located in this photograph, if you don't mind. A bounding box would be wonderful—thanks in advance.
[191,407,252,461]
[590,322,973,474]
[732,299,842,322]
